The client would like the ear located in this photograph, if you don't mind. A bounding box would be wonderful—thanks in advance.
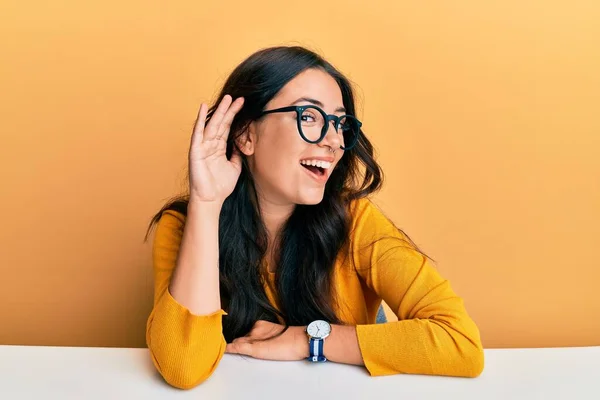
[235,122,257,156]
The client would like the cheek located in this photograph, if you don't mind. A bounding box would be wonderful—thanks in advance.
[255,123,305,176]
[269,120,304,149]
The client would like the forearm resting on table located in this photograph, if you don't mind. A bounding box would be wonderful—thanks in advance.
[320,319,483,377]
[322,325,365,366]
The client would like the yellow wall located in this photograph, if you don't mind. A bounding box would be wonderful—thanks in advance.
[1,1,598,348]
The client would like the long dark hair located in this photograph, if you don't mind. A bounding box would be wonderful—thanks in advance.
[145,46,422,342]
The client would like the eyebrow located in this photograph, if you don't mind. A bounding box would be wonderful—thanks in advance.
[291,97,346,113]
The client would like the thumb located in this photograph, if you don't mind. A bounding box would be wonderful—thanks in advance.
[226,340,253,356]
[225,343,237,354]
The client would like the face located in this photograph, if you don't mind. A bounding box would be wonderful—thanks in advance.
[239,68,346,207]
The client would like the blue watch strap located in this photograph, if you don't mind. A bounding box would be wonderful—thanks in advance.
[308,338,327,362]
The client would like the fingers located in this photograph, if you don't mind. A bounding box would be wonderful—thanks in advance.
[225,321,283,357]
[216,97,245,140]
[203,94,233,140]
[191,103,208,147]
[226,338,253,356]
[250,320,283,338]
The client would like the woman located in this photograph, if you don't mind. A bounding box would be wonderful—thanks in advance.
[145,46,484,389]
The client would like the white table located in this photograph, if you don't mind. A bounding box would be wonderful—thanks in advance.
[0,345,598,399]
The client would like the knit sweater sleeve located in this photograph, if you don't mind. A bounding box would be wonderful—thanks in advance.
[146,210,227,389]
[351,199,484,377]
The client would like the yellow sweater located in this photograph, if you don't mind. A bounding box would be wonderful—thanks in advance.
[146,197,484,389]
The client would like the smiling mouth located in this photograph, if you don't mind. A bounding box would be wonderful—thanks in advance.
[300,164,326,177]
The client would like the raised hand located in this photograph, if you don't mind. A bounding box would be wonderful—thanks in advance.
[188,95,245,205]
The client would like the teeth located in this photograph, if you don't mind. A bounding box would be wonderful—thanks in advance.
[300,160,332,169]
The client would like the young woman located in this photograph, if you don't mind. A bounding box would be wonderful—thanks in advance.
[145,46,484,389]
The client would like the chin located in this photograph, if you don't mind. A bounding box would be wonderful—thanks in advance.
[295,190,325,206]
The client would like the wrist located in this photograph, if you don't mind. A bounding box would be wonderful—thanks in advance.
[294,326,309,359]
[187,197,222,217]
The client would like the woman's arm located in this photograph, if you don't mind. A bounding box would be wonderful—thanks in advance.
[320,260,484,376]
[169,200,222,315]
[345,199,484,377]
[321,325,364,366]
[146,201,227,390]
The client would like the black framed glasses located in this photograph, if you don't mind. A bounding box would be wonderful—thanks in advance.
[258,105,362,150]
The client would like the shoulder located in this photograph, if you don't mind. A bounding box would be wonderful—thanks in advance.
[348,197,407,238]
[346,197,414,253]
[345,198,428,285]
[347,196,392,223]
[347,196,373,220]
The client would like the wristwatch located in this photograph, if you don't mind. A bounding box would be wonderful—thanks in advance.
[305,320,332,362]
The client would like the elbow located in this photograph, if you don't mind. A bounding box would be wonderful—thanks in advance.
[435,322,485,378]
[160,366,212,390]
[432,318,485,378]
[461,342,485,378]
[160,368,206,390]
[149,345,222,390]
[145,303,227,389]
[146,323,225,390]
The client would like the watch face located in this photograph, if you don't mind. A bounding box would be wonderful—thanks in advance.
[307,320,331,339]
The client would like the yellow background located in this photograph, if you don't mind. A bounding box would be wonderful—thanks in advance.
[1,1,598,348]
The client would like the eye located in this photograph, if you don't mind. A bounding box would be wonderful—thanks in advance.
[338,117,351,131]
[300,107,323,126]
[300,113,317,123]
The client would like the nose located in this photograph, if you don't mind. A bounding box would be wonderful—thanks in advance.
[319,119,343,150]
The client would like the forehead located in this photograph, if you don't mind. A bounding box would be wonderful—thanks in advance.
[272,68,344,111]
